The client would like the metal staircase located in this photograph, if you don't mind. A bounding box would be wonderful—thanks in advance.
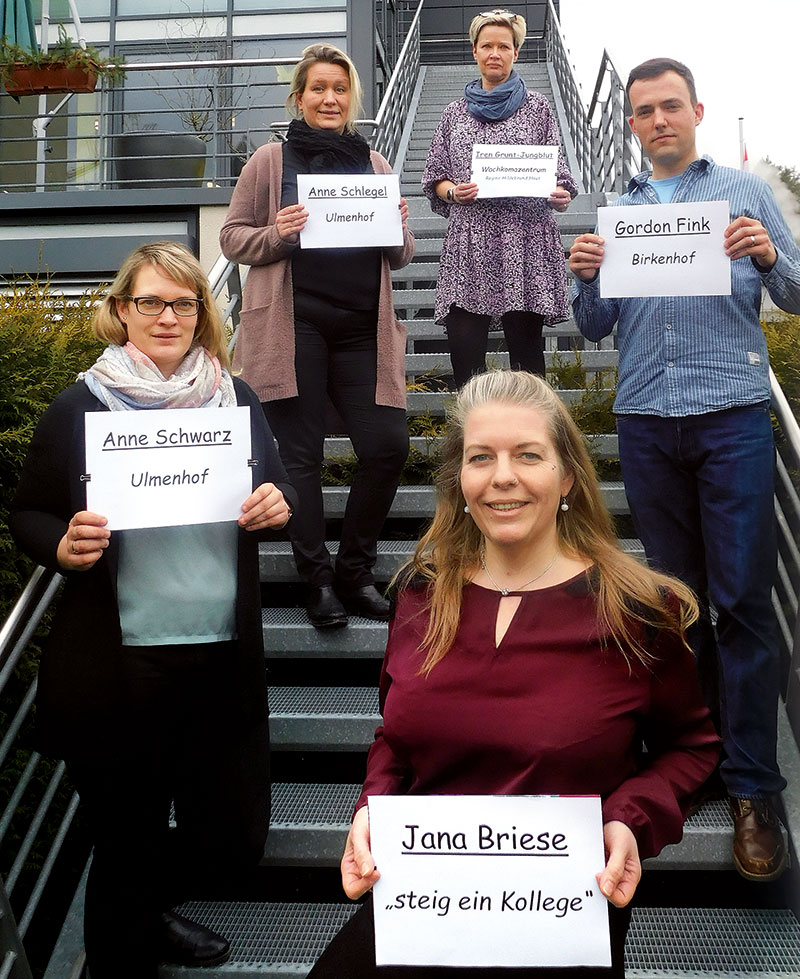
[2,6,800,977]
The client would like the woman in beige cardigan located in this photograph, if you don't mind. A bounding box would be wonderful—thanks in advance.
[220,43,414,628]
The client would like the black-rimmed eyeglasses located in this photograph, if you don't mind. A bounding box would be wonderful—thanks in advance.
[127,296,203,316]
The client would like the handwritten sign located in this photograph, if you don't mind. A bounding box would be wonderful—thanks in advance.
[84,406,252,530]
[369,795,611,969]
[471,144,558,198]
[597,199,731,297]
[297,173,403,249]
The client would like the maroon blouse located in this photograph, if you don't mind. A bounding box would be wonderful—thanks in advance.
[356,573,719,860]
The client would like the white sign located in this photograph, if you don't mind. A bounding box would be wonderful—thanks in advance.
[369,795,611,969]
[471,144,558,198]
[597,199,731,298]
[297,173,403,249]
[84,406,253,530]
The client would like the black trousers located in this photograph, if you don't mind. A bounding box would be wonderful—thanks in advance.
[264,304,409,588]
[445,305,546,387]
[69,641,270,979]
[307,896,632,978]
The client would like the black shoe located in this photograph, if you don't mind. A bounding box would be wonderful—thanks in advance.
[306,584,348,628]
[337,583,391,621]
[159,910,231,967]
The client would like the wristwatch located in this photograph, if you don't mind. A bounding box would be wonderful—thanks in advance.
[446,186,455,203]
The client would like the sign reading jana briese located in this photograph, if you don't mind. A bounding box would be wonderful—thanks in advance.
[369,795,611,969]
[84,406,253,530]
[297,173,403,249]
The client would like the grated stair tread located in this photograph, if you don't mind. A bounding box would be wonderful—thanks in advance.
[160,904,800,977]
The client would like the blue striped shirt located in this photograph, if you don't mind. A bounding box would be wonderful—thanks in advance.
[572,156,800,416]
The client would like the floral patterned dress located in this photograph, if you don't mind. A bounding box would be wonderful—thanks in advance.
[422,91,578,327]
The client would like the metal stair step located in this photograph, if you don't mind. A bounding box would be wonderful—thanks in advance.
[319,433,619,461]
[162,903,800,977]
[403,349,619,374]
[263,788,737,872]
[269,686,379,750]
[405,389,616,414]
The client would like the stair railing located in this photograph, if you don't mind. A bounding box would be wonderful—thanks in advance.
[542,0,593,193]
[0,566,69,979]
[586,50,647,195]
[373,0,424,165]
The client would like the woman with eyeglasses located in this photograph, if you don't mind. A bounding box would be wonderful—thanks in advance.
[9,241,297,979]
[422,9,578,385]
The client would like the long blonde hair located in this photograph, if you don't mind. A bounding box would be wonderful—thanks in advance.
[92,241,230,370]
[286,43,364,134]
[396,371,698,673]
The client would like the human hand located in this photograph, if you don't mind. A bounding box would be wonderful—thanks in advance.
[57,511,110,571]
[239,483,291,531]
[399,197,409,228]
[569,232,605,282]
[724,216,777,270]
[596,820,641,908]
[548,186,572,212]
[341,805,380,899]
[452,182,479,205]
[275,203,308,243]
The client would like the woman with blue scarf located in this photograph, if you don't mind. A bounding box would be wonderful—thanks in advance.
[422,9,578,386]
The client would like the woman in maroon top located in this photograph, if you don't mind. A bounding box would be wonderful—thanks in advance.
[308,370,719,978]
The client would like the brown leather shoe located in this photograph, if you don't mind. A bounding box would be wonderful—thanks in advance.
[729,797,788,882]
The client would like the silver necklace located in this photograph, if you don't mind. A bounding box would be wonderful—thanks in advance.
[480,549,557,596]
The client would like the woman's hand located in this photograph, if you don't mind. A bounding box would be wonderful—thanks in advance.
[548,185,572,212]
[57,511,110,571]
[399,197,409,228]
[275,203,309,243]
[341,805,381,899]
[596,821,641,908]
[239,483,292,531]
[450,181,478,205]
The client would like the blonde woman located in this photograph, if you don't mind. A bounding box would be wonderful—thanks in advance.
[221,43,415,629]
[10,242,296,979]
[308,371,719,978]
[422,10,577,385]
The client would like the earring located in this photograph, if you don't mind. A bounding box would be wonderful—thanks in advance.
[464,505,470,514]
[560,497,570,512]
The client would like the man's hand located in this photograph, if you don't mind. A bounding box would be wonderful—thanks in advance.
[724,216,777,270]
[569,232,605,282]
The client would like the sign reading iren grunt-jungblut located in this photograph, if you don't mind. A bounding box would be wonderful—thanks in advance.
[369,795,611,969]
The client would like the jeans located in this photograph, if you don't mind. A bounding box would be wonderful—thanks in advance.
[616,405,786,799]
[264,301,408,588]
[445,305,545,386]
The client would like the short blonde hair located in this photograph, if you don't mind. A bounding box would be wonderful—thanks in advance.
[286,43,364,134]
[469,8,526,50]
[92,241,230,370]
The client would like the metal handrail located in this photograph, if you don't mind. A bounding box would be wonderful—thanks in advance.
[373,0,423,164]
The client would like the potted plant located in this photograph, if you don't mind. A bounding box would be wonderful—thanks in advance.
[1,25,125,96]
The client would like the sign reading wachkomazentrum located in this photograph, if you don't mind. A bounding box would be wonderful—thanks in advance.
[84,406,253,529]
[369,795,612,969]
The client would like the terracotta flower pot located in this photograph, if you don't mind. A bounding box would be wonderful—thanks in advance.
[3,64,99,96]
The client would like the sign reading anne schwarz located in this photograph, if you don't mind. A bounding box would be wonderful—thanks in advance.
[84,406,253,530]
[597,199,731,297]
[369,795,611,969]
[297,173,403,249]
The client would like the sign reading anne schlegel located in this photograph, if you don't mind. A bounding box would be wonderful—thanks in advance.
[597,199,731,298]
[471,144,558,198]
[84,406,253,530]
[297,173,403,249]
[369,795,611,969]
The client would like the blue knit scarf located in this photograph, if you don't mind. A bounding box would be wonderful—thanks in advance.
[464,70,526,123]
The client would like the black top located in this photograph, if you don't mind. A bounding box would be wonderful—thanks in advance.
[281,141,381,313]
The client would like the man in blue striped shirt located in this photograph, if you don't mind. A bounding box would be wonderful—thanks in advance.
[570,58,800,883]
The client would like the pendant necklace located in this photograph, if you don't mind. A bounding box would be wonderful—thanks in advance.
[480,549,558,596]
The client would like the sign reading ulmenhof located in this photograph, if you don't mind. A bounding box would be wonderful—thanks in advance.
[297,173,404,249]
[369,795,611,969]
[84,406,253,530]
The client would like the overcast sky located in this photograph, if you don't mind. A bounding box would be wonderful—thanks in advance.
[558,0,799,173]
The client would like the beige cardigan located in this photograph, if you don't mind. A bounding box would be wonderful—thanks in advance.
[219,142,415,408]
